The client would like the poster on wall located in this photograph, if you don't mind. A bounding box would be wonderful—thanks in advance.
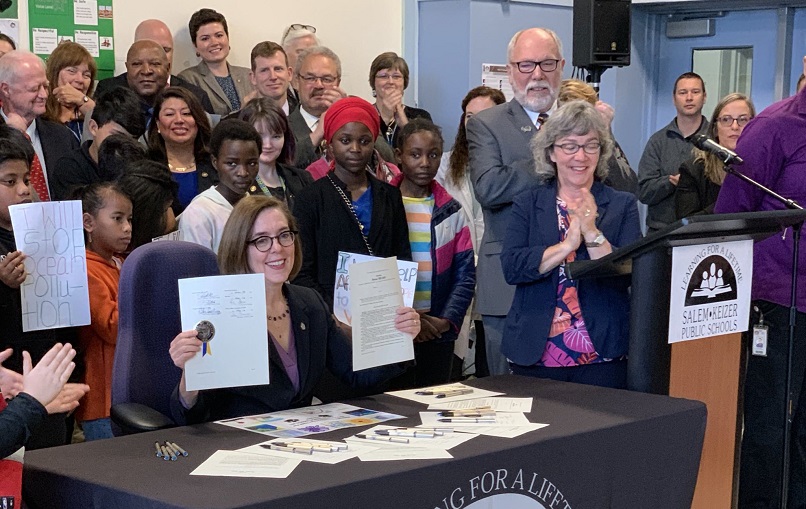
[481,64,514,101]
[28,0,115,78]
[667,240,753,344]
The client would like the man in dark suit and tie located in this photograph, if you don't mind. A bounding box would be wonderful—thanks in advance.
[466,28,565,375]
[94,40,215,117]
[0,50,79,201]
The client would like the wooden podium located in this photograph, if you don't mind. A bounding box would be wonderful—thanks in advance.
[567,209,806,509]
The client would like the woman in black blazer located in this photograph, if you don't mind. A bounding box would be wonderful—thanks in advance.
[676,93,755,218]
[236,98,313,213]
[169,196,420,424]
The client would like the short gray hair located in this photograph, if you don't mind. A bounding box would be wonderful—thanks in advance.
[507,28,563,62]
[294,46,341,78]
[0,50,44,86]
[531,100,613,183]
[282,28,319,47]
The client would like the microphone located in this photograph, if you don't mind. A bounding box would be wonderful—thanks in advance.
[691,134,744,165]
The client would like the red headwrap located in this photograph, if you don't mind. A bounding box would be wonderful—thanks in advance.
[323,96,380,143]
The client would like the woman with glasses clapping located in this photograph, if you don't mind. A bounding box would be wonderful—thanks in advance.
[168,196,421,422]
[675,93,756,218]
[369,52,432,153]
[500,101,641,389]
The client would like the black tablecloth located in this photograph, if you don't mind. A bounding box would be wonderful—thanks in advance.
[23,376,706,509]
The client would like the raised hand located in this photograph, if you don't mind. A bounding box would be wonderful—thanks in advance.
[21,343,77,408]
[0,348,23,397]
[0,250,27,289]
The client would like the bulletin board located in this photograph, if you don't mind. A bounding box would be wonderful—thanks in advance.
[28,0,115,79]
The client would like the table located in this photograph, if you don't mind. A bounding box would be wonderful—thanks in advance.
[23,376,706,509]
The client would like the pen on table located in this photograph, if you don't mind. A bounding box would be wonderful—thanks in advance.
[154,442,163,458]
[439,411,496,417]
[415,388,473,396]
[169,442,189,457]
[160,445,174,460]
[277,441,336,453]
[286,441,347,452]
[165,445,178,461]
[356,433,410,444]
[389,427,445,436]
[375,430,436,438]
[435,389,475,398]
[411,427,454,433]
[437,417,496,423]
[163,442,178,457]
[260,443,314,455]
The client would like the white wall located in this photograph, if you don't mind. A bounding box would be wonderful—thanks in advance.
[16,0,404,101]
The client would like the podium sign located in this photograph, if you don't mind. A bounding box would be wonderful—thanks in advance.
[668,240,753,344]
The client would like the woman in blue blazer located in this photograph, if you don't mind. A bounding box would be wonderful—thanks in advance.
[169,196,421,424]
[501,101,642,389]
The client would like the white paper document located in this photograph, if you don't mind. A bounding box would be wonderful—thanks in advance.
[387,383,503,405]
[9,201,90,332]
[74,30,100,57]
[334,251,417,325]
[190,450,300,478]
[448,423,549,439]
[73,0,98,25]
[359,447,453,462]
[239,438,374,464]
[349,257,415,370]
[32,28,58,54]
[419,411,531,428]
[180,274,269,391]
[428,397,533,413]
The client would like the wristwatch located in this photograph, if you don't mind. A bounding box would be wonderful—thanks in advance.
[585,231,606,248]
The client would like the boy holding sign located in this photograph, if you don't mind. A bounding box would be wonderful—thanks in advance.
[0,125,88,449]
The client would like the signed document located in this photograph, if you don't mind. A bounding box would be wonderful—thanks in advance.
[349,257,415,371]
[179,273,269,391]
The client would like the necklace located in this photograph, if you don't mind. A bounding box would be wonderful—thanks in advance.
[267,305,290,321]
[169,162,197,173]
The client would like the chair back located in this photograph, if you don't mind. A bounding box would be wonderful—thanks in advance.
[112,241,219,423]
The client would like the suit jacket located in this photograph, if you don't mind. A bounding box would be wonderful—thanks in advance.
[501,181,642,365]
[93,73,215,114]
[177,61,254,117]
[171,283,405,424]
[466,99,542,315]
[38,118,80,197]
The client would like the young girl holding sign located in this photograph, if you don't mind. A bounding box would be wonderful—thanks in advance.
[72,181,133,440]
[391,119,475,387]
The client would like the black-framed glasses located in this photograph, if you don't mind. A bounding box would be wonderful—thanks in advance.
[553,141,601,155]
[247,231,297,252]
[299,74,338,85]
[717,115,751,128]
[282,24,317,41]
[511,59,560,74]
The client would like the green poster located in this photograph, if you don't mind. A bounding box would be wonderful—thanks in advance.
[28,0,115,79]
[0,0,19,19]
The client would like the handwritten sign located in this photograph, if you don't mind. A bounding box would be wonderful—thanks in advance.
[9,201,90,332]
[333,251,417,325]
[179,273,269,391]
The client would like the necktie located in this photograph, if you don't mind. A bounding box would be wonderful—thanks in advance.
[23,132,49,201]
[536,113,549,129]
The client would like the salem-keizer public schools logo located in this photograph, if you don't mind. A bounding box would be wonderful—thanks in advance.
[684,255,737,306]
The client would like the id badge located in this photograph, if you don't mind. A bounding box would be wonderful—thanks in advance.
[752,325,768,357]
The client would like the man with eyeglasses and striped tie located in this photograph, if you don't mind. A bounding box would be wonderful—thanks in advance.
[466,28,566,376]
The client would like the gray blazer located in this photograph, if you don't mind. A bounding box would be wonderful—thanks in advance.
[466,99,541,316]
[177,61,254,116]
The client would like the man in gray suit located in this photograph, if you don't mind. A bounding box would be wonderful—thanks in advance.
[467,28,565,375]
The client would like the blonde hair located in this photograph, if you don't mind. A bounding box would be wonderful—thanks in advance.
[557,79,597,106]
[218,195,302,279]
[693,93,756,185]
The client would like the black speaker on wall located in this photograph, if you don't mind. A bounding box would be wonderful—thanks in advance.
[573,0,631,68]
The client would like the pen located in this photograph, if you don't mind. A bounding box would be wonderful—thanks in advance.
[439,411,496,417]
[356,433,410,444]
[415,388,473,396]
[154,441,163,458]
[277,441,336,453]
[163,442,178,457]
[261,444,314,455]
[435,389,475,398]
[412,427,454,433]
[437,417,496,423]
[169,442,189,457]
[389,427,445,436]
[160,445,175,460]
[375,430,436,438]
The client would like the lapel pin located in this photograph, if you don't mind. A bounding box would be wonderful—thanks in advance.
[300,323,306,330]
[520,126,532,132]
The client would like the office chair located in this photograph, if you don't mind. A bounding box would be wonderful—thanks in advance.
[110,241,219,435]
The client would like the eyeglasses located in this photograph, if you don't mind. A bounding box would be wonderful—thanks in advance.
[511,59,560,74]
[247,231,297,252]
[376,72,404,81]
[553,141,601,155]
[717,115,751,128]
[299,74,338,85]
[282,24,317,41]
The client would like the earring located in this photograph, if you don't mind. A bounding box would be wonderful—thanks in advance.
[371,89,376,98]
[88,232,92,244]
